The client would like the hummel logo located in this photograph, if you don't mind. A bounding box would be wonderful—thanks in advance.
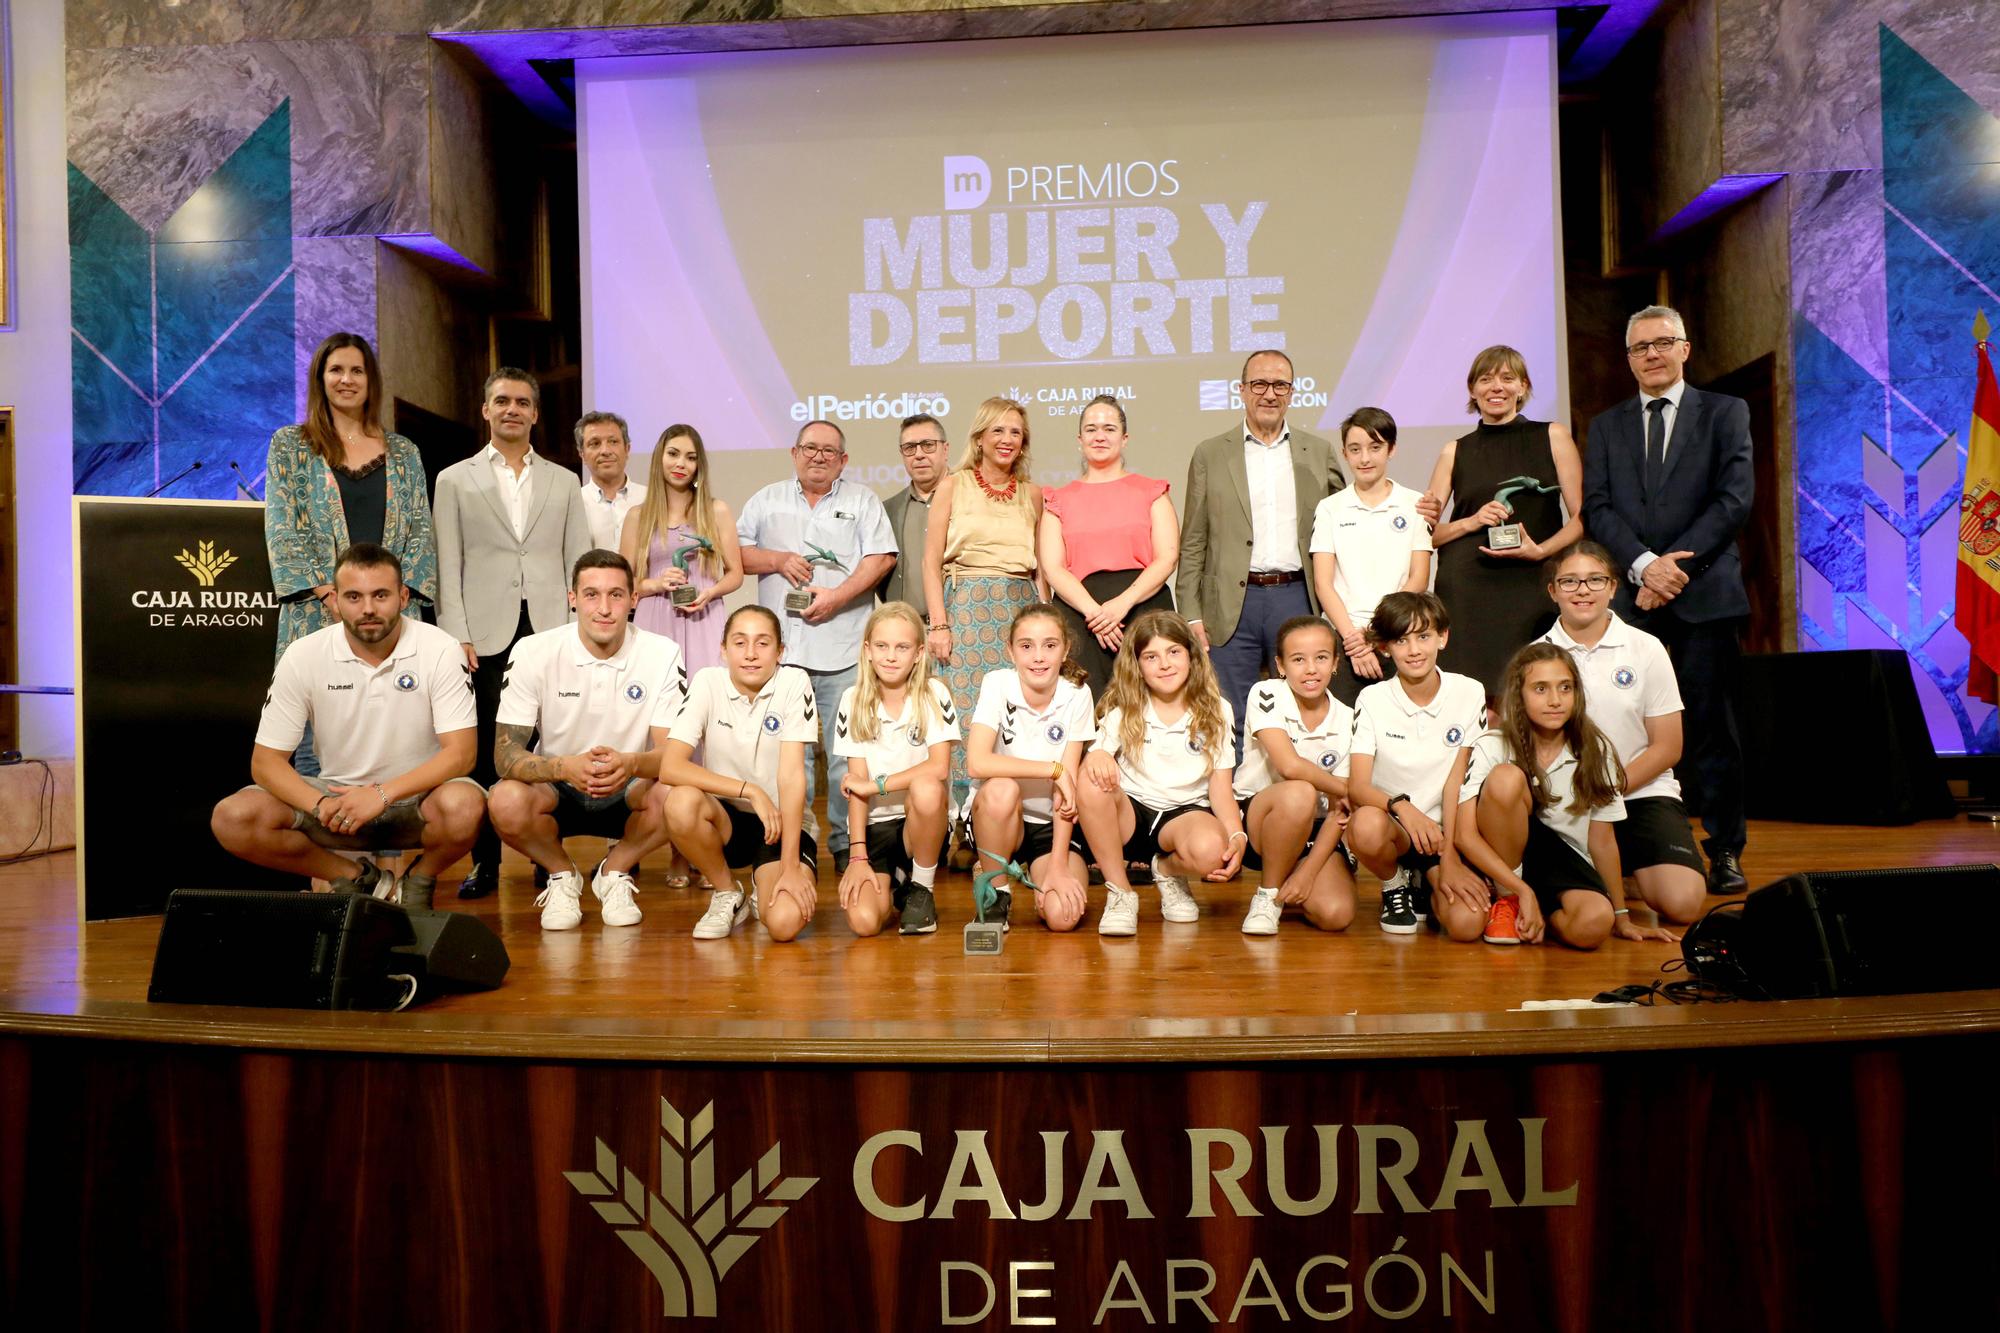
[566,1097,817,1319]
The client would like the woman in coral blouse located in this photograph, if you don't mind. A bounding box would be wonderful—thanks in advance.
[1037,395,1179,698]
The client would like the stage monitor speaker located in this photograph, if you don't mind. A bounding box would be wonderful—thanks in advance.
[148,890,508,1010]
[1736,863,2000,999]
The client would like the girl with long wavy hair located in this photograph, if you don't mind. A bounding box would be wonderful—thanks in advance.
[1449,642,1680,950]
[1075,611,1243,937]
[832,602,958,938]
[621,424,743,677]
[922,397,1047,852]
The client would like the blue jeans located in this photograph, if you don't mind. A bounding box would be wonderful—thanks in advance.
[804,665,856,855]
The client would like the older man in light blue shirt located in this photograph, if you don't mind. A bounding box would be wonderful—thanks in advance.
[737,419,897,871]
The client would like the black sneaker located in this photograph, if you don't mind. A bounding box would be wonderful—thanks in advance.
[1379,873,1419,935]
[330,858,381,896]
[1411,876,1432,924]
[899,885,939,935]
[991,886,1013,933]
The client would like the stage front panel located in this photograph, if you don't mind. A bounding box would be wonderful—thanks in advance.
[3,1034,1994,1330]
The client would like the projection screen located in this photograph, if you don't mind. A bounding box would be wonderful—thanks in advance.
[579,14,1566,512]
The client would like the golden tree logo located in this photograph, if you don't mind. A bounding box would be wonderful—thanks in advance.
[174,540,239,587]
[566,1097,817,1318]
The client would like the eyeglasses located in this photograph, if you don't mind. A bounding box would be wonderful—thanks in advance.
[795,444,844,459]
[1552,574,1615,592]
[899,439,946,456]
[1625,336,1686,358]
[1242,380,1295,397]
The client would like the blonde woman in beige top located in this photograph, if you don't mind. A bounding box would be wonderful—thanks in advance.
[923,397,1047,846]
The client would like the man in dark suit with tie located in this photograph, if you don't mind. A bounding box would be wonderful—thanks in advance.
[1582,306,1754,894]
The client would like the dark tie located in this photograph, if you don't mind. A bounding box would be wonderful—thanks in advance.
[1644,398,1669,495]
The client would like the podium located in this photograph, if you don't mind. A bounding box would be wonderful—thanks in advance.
[73,497,277,919]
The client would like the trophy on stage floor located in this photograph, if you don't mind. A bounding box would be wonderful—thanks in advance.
[670,534,712,606]
[968,848,1034,954]
[786,543,848,613]
[1485,475,1563,551]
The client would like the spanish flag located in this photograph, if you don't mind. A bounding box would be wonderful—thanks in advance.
[1957,310,2000,704]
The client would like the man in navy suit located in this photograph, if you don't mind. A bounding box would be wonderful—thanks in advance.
[1582,306,1754,894]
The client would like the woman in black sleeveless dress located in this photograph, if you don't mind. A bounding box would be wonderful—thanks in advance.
[1426,345,1584,697]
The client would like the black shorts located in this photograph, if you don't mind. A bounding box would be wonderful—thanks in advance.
[721,803,820,872]
[1122,796,1210,865]
[863,818,914,881]
[1521,819,1609,916]
[1614,796,1705,873]
[1018,819,1085,870]
[552,782,637,841]
[1329,653,1393,707]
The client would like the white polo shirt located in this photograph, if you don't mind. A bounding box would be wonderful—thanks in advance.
[1461,730,1625,861]
[735,477,899,672]
[832,678,961,825]
[1540,614,1683,802]
[1233,679,1354,801]
[668,665,821,839]
[1307,482,1433,626]
[969,670,1098,824]
[581,477,647,552]
[496,623,686,759]
[256,619,477,788]
[1092,698,1237,812]
[1349,670,1487,820]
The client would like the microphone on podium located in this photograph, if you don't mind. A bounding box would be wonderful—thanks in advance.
[146,460,204,498]
[229,460,262,501]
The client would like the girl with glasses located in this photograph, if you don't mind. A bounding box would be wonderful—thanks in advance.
[1535,540,1708,924]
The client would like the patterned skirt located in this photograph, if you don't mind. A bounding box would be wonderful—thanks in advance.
[939,574,1041,814]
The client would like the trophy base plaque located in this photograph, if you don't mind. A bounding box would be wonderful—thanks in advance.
[784,587,814,614]
[1485,523,1523,551]
[963,921,1005,955]
[671,585,700,607]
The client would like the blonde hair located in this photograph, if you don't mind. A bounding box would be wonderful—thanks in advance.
[851,602,946,743]
[956,397,1033,496]
[632,425,722,576]
[1097,611,1228,768]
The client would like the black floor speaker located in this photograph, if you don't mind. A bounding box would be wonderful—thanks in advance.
[1736,863,2000,998]
[148,889,510,1010]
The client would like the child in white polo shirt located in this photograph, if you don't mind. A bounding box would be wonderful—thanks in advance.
[834,603,959,938]
[661,606,820,942]
[1234,616,1357,936]
[1449,642,1681,949]
[1076,610,1242,937]
[966,605,1098,932]
[1539,540,1707,924]
[1343,592,1488,935]
[1309,407,1434,706]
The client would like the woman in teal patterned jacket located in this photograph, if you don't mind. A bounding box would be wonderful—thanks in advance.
[266,334,439,710]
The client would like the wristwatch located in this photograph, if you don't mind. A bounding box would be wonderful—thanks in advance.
[1386,794,1412,813]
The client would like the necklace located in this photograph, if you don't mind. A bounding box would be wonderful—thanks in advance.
[971,466,1018,502]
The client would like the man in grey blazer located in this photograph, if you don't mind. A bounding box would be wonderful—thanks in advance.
[1178,350,1346,758]
[434,367,593,896]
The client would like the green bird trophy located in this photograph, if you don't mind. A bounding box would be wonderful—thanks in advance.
[1485,475,1563,551]
[669,534,713,606]
[785,543,851,613]
[966,846,1037,955]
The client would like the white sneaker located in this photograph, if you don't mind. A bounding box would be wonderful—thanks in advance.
[536,870,585,931]
[1241,887,1282,936]
[692,886,748,939]
[1099,886,1140,937]
[1153,857,1200,923]
[592,863,643,927]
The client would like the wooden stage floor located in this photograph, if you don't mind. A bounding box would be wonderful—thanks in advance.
[6,817,2000,1062]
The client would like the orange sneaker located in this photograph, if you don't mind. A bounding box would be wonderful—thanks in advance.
[1483,895,1522,945]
